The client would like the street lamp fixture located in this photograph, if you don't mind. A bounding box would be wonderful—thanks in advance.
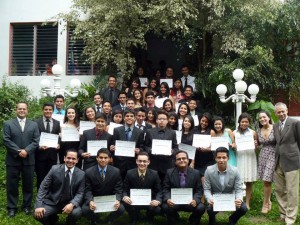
[216,69,259,127]
[40,64,81,97]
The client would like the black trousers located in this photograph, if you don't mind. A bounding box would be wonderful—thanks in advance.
[35,159,57,190]
[124,203,161,221]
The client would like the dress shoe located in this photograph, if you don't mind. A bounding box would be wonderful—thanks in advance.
[23,207,31,215]
[8,210,16,218]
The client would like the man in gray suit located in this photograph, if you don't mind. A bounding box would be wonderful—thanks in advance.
[204,147,247,225]
[34,150,85,225]
[273,102,300,225]
[3,102,40,217]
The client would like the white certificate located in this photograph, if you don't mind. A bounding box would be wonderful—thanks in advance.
[151,139,172,155]
[178,143,196,160]
[139,77,148,87]
[87,140,107,156]
[192,134,211,148]
[235,135,255,151]
[130,189,151,205]
[213,193,236,211]
[115,140,135,157]
[61,127,80,142]
[108,123,123,135]
[155,97,167,108]
[94,195,116,213]
[192,115,199,127]
[160,79,173,88]
[171,188,193,204]
[210,136,228,151]
[52,114,64,126]
[178,119,183,131]
[79,121,95,135]
[39,132,59,148]
[176,131,182,144]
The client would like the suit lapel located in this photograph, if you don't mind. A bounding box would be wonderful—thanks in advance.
[130,127,138,142]
[280,119,290,141]
[13,118,23,132]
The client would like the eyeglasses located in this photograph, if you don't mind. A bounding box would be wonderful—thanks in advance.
[176,157,187,161]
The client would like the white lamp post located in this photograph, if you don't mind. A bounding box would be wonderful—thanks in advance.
[40,64,81,97]
[216,69,259,127]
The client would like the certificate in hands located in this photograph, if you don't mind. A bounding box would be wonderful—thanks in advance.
[235,135,255,151]
[192,134,211,148]
[87,140,107,156]
[61,127,80,142]
[130,189,151,205]
[151,139,172,156]
[139,77,148,87]
[176,131,182,144]
[171,188,193,204]
[178,143,196,160]
[39,132,59,148]
[94,195,117,213]
[213,193,236,211]
[210,136,228,151]
[79,121,95,135]
[115,140,135,157]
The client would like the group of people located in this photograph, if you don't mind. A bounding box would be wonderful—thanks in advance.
[2,65,300,225]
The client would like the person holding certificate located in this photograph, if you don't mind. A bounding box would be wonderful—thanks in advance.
[204,147,247,225]
[110,109,144,179]
[122,152,162,225]
[145,110,178,182]
[162,150,205,225]
[79,113,113,170]
[35,103,61,190]
[83,149,124,225]
[155,82,175,109]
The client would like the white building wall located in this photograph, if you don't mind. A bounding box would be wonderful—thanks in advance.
[0,0,95,97]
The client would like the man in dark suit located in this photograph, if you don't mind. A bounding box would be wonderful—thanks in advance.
[141,91,160,112]
[145,110,178,181]
[34,150,85,225]
[35,102,61,190]
[162,150,205,225]
[83,148,125,225]
[122,152,162,225]
[3,102,40,217]
[110,109,144,179]
[204,147,247,225]
[79,113,113,170]
[93,93,103,115]
[112,91,127,113]
[273,102,300,225]
[135,108,152,134]
[101,74,120,107]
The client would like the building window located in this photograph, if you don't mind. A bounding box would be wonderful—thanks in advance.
[10,24,58,76]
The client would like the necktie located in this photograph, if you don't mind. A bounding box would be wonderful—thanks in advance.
[62,170,71,202]
[179,172,185,188]
[97,106,100,112]
[109,89,113,103]
[184,77,188,88]
[57,111,62,115]
[279,122,284,134]
[138,124,143,130]
[46,118,50,133]
[140,174,145,185]
[19,119,25,132]
[126,128,131,141]
[100,170,105,182]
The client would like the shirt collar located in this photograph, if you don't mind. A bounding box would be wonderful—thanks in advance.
[98,165,107,173]
[65,165,75,174]
[178,168,187,175]
[43,116,52,122]
[17,117,26,123]
[135,121,146,127]
[125,124,134,130]
[138,169,147,176]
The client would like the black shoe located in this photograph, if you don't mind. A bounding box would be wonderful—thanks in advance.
[23,207,31,215]
[8,210,16,218]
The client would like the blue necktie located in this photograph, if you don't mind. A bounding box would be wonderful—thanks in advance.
[126,128,131,141]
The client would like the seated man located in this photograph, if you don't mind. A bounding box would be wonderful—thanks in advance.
[162,150,205,225]
[122,152,162,225]
[34,150,85,225]
[204,147,247,225]
[83,148,124,225]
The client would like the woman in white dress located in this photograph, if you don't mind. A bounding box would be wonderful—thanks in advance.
[234,112,258,209]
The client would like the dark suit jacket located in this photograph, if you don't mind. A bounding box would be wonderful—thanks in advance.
[78,128,113,169]
[144,127,178,174]
[163,167,202,204]
[35,117,60,161]
[274,117,300,172]
[34,164,85,208]
[141,106,160,112]
[101,87,120,107]
[112,104,126,113]
[85,165,123,204]
[123,168,162,202]
[3,118,40,166]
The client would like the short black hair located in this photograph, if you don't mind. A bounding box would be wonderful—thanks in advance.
[145,91,155,98]
[97,148,111,157]
[43,102,54,110]
[215,147,229,158]
[93,93,102,98]
[95,113,108,122]
[175,150,189,159]
[137,152,150,160]
[65,149,78,158]
[124,109,136,117]
[54,94,64,101]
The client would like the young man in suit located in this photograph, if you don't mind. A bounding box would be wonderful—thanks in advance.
[53,94,65,115]
[204,147,247,225]
[135,108,152,133]
[180,65,196,91]
[145,110,178,181]
[122,152,162,225]
[93,93,103,115]
[34,150,85,225]
[273,102,300,225]
[112,92,127,112]
[35,102,61,190]
[83,148,125,225]
[162,150,205,225]
[3,102,40,217]
[79,113,113,170]
[101,75,120,107]
[110,109,144,179]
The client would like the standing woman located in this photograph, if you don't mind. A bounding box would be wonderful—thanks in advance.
[168,112,178,130]
[133,89,144,109]
[143,78,159,98]
[171,78,185,103]
[59,107,80,163]
[162,99,175,113]
[181,115,195,146]
[234,112,258,209]
[125,78,141,98]
[177,102,190,130]
[145,109,157,128]
[257,111,276,214]
[83,106,96,122]
[155,82,175,107]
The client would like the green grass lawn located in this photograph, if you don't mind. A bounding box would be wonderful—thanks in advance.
[0,151,299,225]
